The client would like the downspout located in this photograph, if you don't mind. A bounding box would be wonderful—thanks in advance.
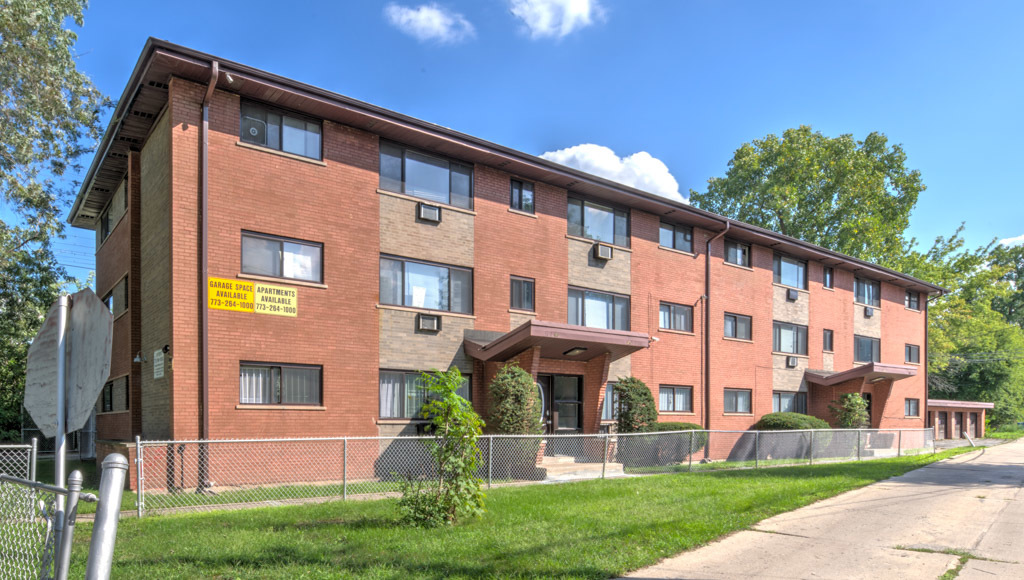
[704,221,730,430]
[200,61,219,443]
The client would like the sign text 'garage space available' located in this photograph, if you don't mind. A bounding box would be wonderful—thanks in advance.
[208,277,297,317]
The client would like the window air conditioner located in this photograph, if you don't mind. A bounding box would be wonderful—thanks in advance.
[786,356,799,368]
[417,313,441,332]
[241,116,267,146]
[864,306,874,318]
[593,243,613,260]
[786,288,799,302]
[417,202,441,223]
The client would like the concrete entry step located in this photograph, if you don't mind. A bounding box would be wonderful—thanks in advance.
[539,455,578,465]
[542,461,625,481]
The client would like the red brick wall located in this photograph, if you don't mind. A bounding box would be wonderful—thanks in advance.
[879,281,927,428]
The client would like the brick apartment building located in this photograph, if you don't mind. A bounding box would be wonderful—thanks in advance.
[70,40,944,449]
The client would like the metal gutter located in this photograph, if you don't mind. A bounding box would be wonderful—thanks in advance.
[200,61,219,444]
[704,221,730,430]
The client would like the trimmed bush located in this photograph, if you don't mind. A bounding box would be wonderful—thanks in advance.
[752,412,835,460]
[644,421,708,461]
[753,412,830,431]
[614,377,657,433]
[487,363,543,435]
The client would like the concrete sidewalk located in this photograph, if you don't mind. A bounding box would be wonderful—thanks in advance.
[625,441,1024,579]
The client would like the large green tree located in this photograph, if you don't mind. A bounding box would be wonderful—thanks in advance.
[991,244,1024,330]
[0,0,107,440]
[691,125,923,266]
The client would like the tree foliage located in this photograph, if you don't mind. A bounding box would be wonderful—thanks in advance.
[398,368,485,527]
[613,377,657,433]
[991,244,1024,330]
[1,0,107,441]
[691,125,922,266]
[487,364,542,435]
[829,394,870,429]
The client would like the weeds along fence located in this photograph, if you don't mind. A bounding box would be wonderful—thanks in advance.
[0,440,36,481]
[133,428,934,517]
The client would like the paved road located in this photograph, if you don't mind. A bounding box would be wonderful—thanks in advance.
[625,440,1024,579]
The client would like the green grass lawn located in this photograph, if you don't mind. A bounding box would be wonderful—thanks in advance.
[65,447,973,579]
[986,429,1024,440]
[34,458,137,515]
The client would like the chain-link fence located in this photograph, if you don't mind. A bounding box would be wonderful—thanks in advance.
[0,440,36,481]
[134,428,934,516]
[0,475,61,580]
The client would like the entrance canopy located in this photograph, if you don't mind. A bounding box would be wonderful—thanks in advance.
[464,320,650,363]
[804,362,917,386]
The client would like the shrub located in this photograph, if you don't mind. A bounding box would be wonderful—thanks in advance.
[829,393,870,428]
[647,421,703,432]
[487,363,542,435]
[398,368,485,527]
[614,377,657,433]
[753,412,830,431]
[644,421,708,458]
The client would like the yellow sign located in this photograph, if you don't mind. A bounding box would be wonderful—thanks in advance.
[208,278,254,312]
[253,283,298,317]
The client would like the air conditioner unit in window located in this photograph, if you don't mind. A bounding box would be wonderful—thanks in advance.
[417,202,441,223]
[786,288,799,302]
[241,116,267,146]
[417,313,441,332]
[593,243,613,261]
[786,356,799,368]
[864,306,874,318]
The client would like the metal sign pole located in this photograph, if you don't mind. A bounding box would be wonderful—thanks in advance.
[54,294,70,548]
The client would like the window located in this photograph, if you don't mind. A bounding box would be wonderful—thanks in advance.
[725,239,750,267]
[855,335,881,363]
[724,313,752,340]
[905,398,920,417]
[773,254,807,289]
[380,256,473,314]
[724,389,752,413]
[823,329,834,352]
[510,179,534,213]
[824,267,834,289]
[97,377,128,413]
[602,383,619,421]
[659,386,693,412]
[773,321,808,355]
[241,232,323,283]
[240,101,321,160]
[239,364,321,405]
[102,277,129,317]
[568,288,629,330]
[855,278,881,307]
[773,391,807,414]
[659,302,693,332]
[101,381,113,412]
[905,343,921,364]
[510,276,535,311]
[380,142,473,209]
[905,290,920,310]
[659,222,693,253]
[380,371,471,419]
[99,206,112,243]
[567,197,629,247]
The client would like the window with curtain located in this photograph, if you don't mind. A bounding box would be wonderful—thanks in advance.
[724,313,752,340]
[240,364,321,405]
[568,288,630,330]
[567,197,629,247]
[658,386,692,412]
[772,391,807,414]
[379,141,473,209]
[773,254,807,289]
[602,383,619,421]
[380,256,473,314]
[855,335,881,363]
[773,321,808,355]
[725,239,750,267]
[660,302,693,332]
[659,222,693,252]
[724,389,752,413]
[855,278,881,307]
[240,100,321,160]
[379,371,471,419]
[241,231,323,283]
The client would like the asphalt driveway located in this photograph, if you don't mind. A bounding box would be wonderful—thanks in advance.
[625,440,1024,579]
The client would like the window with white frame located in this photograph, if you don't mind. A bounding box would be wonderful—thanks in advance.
[239,363,322,405]
[380,256,473,314]
[659,385,692,412]
[241,231,323,283]
[380,142,473,209]
[379,371,471,419]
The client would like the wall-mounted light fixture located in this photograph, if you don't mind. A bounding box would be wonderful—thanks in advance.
[133,351,148,363]
[562,347,588,357]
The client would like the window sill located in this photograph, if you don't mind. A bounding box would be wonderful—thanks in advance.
[508,208,537,219]
[96,410,131,417]
[658,245,695,257]
[905,307,921,313]
[659,328,696,337]
[772,352,808,358]
[235,404,326,411]
[565,234,632,252]
[112,310,130,323]
[723,412,754,416]
[904,361,921,366]
[822,287,835,292]
[905,415,921,419]
[377,418,429,425]
[237,272,327,289]
[235,141,327,166]
[723,260,753,271]
[823,350,835,354]
[377,188,477,216]
[854,302,881,309]
[509,308,536,315]
[772,283,808,294]
[723,336,754,344]
[376,303,476,319]
[659,412,696,416]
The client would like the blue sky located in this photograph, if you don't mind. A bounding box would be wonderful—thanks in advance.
[53,0,1024,275]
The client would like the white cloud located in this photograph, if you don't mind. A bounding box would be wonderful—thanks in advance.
[540,144,686,203]
[384,3,475,44]
[509,0,606,39]
[1000,234,1024,247]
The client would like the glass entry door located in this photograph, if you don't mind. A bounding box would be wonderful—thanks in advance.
[537,375,583,434]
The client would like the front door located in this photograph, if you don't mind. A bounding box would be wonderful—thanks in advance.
[937,412,948,439]
[954,412,964,439]
[969,413,978,438]
[537,374,583,434]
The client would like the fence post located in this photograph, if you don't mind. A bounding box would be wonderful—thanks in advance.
[857,430,862,461]
[343,438,348,501]
[808,431,814,465]
[688,432,695,472]
[85,454,128,580]
[602,434,609,479]
[754,431,759,469]
[55,470,83,580]
[898,430,903,457]
[135,436,144,518]
[30,437,38,481]
[487,436,493,488]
